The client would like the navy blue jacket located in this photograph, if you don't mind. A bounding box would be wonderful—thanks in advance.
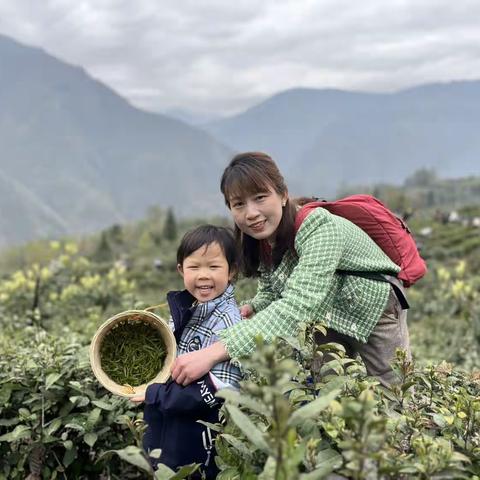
[143,376,220,478]
[143,289,241,478]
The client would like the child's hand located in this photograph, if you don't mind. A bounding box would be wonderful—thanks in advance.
[130,395,145,404]
[240,304,254,319]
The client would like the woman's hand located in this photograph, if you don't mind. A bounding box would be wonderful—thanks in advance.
[171,342,229,386]
[240,304,254,319]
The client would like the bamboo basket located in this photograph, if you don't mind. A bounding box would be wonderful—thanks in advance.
[90,308,176,398]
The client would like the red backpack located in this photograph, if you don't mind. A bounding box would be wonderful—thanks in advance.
[294,194,427,287]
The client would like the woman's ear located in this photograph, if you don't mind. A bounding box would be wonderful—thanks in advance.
[177,264,184,277]
[282,192,289,207]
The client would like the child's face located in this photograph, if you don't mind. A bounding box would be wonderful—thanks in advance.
[177,241,234,303]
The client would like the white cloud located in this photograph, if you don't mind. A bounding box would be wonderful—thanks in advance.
[0,0,479,117]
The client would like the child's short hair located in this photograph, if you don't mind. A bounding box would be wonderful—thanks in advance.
[177,225,238,272]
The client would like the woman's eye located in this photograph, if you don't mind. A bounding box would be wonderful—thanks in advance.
[256,194,267,201]
[232,202,243,209]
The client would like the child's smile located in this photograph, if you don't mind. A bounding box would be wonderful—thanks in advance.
[196,284,215,299]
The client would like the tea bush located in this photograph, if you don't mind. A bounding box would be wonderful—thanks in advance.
[214,333,480,479]
[1,235,480,479]
[0,330,143,479]
[408,259,480,369]
[0,242,136,337]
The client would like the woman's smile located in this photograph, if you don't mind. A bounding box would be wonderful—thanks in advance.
[249,220,266,232]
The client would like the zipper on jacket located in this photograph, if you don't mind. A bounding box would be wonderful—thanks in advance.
[202,427,214,466]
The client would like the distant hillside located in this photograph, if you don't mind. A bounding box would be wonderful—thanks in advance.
[0,34,233,248]
[2,31,480,250]
[205,82,480,196]
[339,170,480,214]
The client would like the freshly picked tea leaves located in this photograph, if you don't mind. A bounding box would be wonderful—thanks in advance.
[100,319,167,387]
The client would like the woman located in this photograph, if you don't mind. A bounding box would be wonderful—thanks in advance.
[172,152,410,387]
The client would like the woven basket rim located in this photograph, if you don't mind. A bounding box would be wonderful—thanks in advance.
[90,309,176,398]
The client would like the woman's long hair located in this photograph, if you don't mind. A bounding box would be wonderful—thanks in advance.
[220,152,299,277]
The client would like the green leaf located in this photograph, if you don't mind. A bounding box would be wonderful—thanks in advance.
[91,400,115,411]
[59,401,74,417]
[69,395,90,407]
[321,376,348,395]
[46,418,62,436]
[64,422,85,433]
[288,389,340,427]
[217,467,241,480]
[94,426,111,436]
[86,408,102,431]
[432,413,447,428]
[281,381,304,395]
[153,464,176,479]
[316,447,342,464]
[198,421,224,436]
[217,389,269,417]
[225,405,270,453]
[288,441,307,470]
[18,408,30,418]
[63,446,77,468]
[221,434,253,458]
[279,335,303,351]
[450,451,472,463]
[314,324,327,337]
[0,417,19,427]
[300,466,336,479]
[84,432,97,447]
[46,373,63,390]
[258,456,276,479]
[149,448,162,459]
[0,384,13,404]
[68,381,83,391]
[0,425,31,442]
[169,463,201,479]
[100,446,152,474]
[298,448,343,479]
[42,434,61,444]
[320,360,344,376]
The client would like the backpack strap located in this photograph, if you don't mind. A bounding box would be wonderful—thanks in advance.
[294,201,325,233]
[337,271,409,309]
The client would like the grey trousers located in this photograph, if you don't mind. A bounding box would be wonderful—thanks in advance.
[314,286,411,387]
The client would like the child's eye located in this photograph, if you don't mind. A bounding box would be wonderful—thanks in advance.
[231,201,244,209]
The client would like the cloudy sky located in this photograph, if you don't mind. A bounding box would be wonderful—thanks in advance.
[1,0,479,118]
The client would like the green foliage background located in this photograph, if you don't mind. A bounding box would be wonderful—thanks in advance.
[0,178,479,479]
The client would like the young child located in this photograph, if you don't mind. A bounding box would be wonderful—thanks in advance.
[142,225,243,478]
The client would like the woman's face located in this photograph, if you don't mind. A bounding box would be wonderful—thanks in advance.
[229,186,287,242]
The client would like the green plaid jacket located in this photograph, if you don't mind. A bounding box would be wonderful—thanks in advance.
[219,207,401,359]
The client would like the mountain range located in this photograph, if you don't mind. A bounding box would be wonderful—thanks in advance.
[0,34,233,248]
[205,83,480,197]
[1,33,479,248]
